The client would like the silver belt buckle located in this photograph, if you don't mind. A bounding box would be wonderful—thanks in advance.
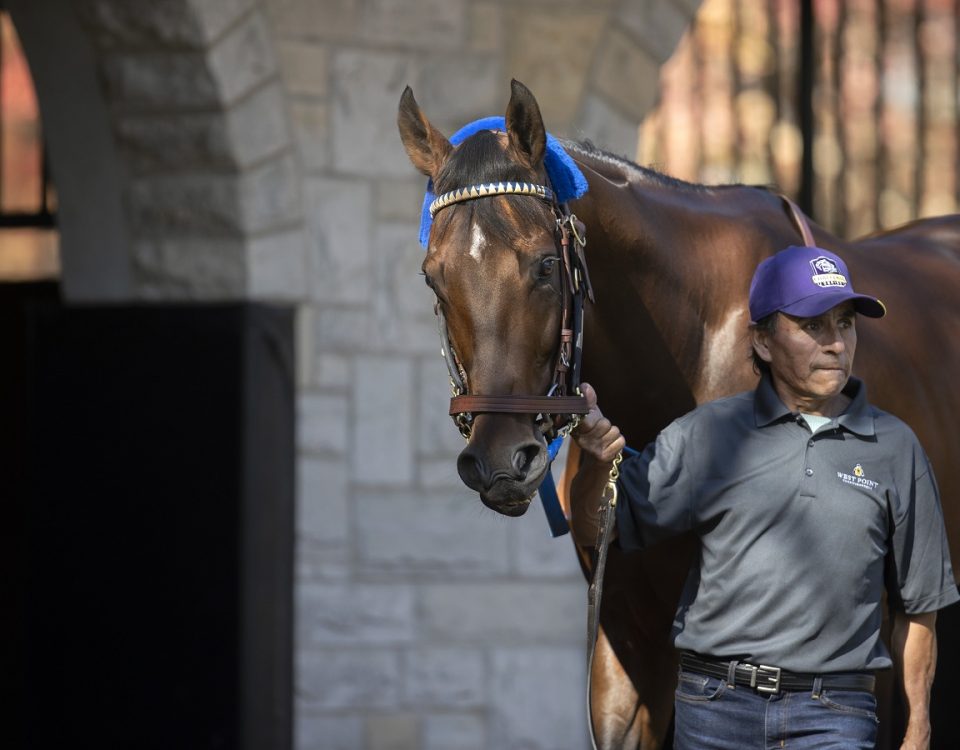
[748,664,781,694]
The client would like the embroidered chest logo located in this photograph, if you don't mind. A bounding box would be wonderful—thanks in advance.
[838,463,880,491]
[809,256,848,288]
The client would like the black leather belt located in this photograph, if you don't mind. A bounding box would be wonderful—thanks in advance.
[680,653,875,695]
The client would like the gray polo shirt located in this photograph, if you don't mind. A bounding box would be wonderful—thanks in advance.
[616,374,959,673]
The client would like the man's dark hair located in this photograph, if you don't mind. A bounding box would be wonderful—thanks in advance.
[749,313,778,374]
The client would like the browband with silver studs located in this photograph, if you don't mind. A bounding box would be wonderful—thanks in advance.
[429,182,554,217]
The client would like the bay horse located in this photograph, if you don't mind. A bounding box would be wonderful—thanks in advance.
[398,79,960,749]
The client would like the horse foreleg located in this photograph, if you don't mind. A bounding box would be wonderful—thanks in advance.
[590,624,656,749]
[586,548,681,750]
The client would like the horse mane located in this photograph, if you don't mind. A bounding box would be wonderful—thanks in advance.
[561,138,771,195]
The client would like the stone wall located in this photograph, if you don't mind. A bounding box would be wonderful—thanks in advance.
[14,0,700,747]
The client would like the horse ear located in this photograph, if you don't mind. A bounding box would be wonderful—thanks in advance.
[505,79,546,169]
[397,86,452,179]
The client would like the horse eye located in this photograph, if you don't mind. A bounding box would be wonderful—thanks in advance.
[539,257,558,278]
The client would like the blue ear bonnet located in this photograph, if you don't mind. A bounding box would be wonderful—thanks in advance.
[418,116,589,247]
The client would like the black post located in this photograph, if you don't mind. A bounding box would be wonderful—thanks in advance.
[798,0,815,217]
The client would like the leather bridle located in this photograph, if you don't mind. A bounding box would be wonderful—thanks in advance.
[427,180,594,440]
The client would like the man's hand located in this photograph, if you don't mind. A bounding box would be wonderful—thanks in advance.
[568,383,625,545]
[573,383,625,464]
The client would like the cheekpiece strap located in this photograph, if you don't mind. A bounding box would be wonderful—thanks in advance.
[429,182,554,218]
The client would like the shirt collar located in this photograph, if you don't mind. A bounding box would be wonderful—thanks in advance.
[836,377,875,436]
[753,372,875,437]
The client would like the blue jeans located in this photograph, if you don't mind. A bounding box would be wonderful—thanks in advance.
[674,669,879,749]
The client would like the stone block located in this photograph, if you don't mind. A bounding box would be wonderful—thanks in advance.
[194,0,259,42]
[295,715,363,750]
[575,93,643,162]
[418,356,471,456]
[467,2,501,53]
[423,714,485,750]
[418,458,462,490]
[290,101,330,173]
[303,177,372,304]
[511,491,583,579]
[355,488,509,577]
[504,8,607,127]
[414,55,501,128]
[617,0,694,64]
[313,306,371,352]
[78,0,207,48]
[297,649,400,710]
[82,0,258,48]
[114,112,231,174]
[371,221,437,351]
[377,178,425,222]
[372,314,435,356]
[295,541,352,582]
[297,456,348,546]
[332,51,421,178]
[360,0,466,50]
[271,0,363,43]
[247,228,308,300]
[366,713,420,750]
[126,174,241,234]
[420,582,584,644]
[351,357,414,484]
[225,82,292,168]
[238,154,302,234]
[297,583,416,647]
[297,392,348,455]
[279,40,330,97]
[489,647,588,750]
[314,353,351,390]
[403,647,485,708]
[208,11,277,105]
[132,236,245,297]
[101,51,218,110]
[593,28,661,122]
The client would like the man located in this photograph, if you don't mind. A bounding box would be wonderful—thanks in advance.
[571,245,959,749]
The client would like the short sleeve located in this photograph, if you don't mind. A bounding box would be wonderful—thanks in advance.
[615,420,695,551]
[887,448,960,614]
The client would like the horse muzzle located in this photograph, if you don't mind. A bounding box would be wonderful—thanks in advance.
[456,436,548,514]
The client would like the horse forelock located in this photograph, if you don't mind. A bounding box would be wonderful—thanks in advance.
[431,131,555,254]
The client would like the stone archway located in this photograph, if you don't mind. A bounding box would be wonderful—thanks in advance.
[8,0,306,303]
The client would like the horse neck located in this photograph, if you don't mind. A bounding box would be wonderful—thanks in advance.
[569,161,784,407]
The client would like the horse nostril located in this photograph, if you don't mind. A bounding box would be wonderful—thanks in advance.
[457,450,488,491]
[512,443,542,478]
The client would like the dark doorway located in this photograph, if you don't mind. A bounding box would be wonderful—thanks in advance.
[2,283,294,750]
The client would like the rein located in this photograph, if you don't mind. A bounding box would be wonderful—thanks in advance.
[429,180,593,440]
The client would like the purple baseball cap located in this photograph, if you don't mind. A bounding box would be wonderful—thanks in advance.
[749,245,886,323]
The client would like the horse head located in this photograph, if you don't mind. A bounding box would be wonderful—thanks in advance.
[398,81,571,516]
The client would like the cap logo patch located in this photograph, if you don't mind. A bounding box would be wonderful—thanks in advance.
[809,256,847,288]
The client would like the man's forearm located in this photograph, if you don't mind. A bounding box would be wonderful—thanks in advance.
[892,610,937,750]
